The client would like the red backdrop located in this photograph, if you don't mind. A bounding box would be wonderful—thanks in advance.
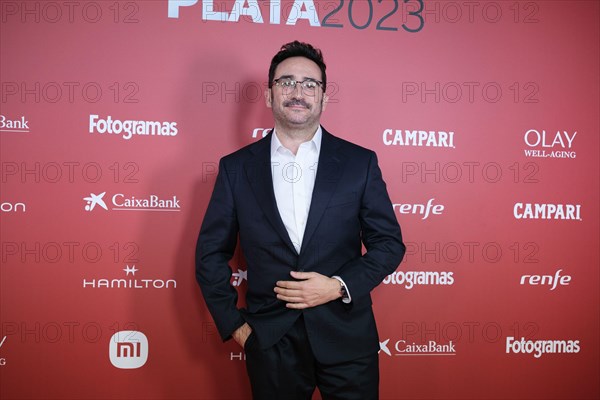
[1,1,599,399]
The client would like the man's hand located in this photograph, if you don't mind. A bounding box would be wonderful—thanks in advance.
[232,322,252,348]
[274,271,342,309]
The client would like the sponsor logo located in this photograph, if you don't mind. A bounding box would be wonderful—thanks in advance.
[0,335,6,366]
[83,265,176,289]
[379,339,392,356]
[0,115,30,133]
[523,129,577,159]
[252,128,272,138]
[167,0,425,34]
[109,331,148,369]
[379,338,456,356]
[506,337,580,358]
[513,203,581,220]
[168,0,322,26]
[84,192,108,211]
[393,198,444,220]
[231,268,247,286]
[383,129,455,148]
[83,192,181,212]
[520,269,571,290]
[1,201,26,213]
[89,115,178,140]
[383,270,454,289]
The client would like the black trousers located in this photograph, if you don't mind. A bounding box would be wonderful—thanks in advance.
[244,315,379,400]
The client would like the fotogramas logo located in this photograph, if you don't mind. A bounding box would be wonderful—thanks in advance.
[109,331,148,369]
[89,114,178,140]
[523,129,577,159]
[83,265,177,289]
[505,337,580,358]
[383,270,454,289]
[83,192,181,212]
[0,115,30,133]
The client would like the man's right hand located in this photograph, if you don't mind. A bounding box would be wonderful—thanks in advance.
[232,322,252,348]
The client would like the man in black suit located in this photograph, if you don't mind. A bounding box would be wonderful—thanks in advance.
[196,41,405,399]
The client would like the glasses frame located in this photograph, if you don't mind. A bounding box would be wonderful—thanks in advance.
[272,78,323,93]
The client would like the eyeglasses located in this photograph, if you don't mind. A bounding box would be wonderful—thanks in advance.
[272,78,323,95]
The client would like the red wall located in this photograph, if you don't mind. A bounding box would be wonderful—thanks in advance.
[1,1,598,399]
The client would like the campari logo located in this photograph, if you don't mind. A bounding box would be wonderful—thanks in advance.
[379,338,456,357]
[513,203,581,221]
[383,129,455,148]
[523,129,577,159]
[83,192,181,212]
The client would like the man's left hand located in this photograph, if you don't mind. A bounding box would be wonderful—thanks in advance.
[275,271,341,309]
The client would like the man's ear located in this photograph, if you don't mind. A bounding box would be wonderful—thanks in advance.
[265,88,272,108]
[321,91,329,112]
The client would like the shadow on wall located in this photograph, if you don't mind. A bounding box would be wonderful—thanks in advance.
[132,50,272,398]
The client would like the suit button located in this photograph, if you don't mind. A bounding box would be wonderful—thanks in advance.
[297,268,304,272]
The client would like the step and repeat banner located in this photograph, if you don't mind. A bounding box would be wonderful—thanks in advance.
[1,1,598,399]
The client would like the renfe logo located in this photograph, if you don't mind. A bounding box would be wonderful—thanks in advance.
[109,331,148,369]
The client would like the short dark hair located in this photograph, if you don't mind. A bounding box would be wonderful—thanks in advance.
[268,41,327,90]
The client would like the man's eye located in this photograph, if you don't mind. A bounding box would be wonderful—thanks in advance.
[304,82,317,88]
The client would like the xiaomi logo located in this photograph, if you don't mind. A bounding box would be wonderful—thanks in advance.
[109,331,148,369]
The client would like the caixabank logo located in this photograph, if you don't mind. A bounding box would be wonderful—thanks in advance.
[109,331,148,369]
[83,192,181,213]
[379,338,456,357]
[231,268,247,287]
[0,115,30,133]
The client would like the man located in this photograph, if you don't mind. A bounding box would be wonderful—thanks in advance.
[196,41,405,399]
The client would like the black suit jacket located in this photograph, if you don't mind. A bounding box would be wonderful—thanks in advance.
[196,128,405,364]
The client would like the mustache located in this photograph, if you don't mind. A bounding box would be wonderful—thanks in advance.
[283,99,311,109]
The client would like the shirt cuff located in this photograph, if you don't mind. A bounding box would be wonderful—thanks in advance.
[332,276,352,304]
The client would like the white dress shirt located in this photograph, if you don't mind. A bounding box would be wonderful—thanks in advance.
[271,127,351,303]
[271,127,321,254]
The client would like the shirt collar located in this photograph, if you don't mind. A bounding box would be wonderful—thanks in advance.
[270,126,322,157]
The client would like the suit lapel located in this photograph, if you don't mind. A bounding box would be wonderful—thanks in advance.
[244,133,298,254]
[300,130,346,254]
